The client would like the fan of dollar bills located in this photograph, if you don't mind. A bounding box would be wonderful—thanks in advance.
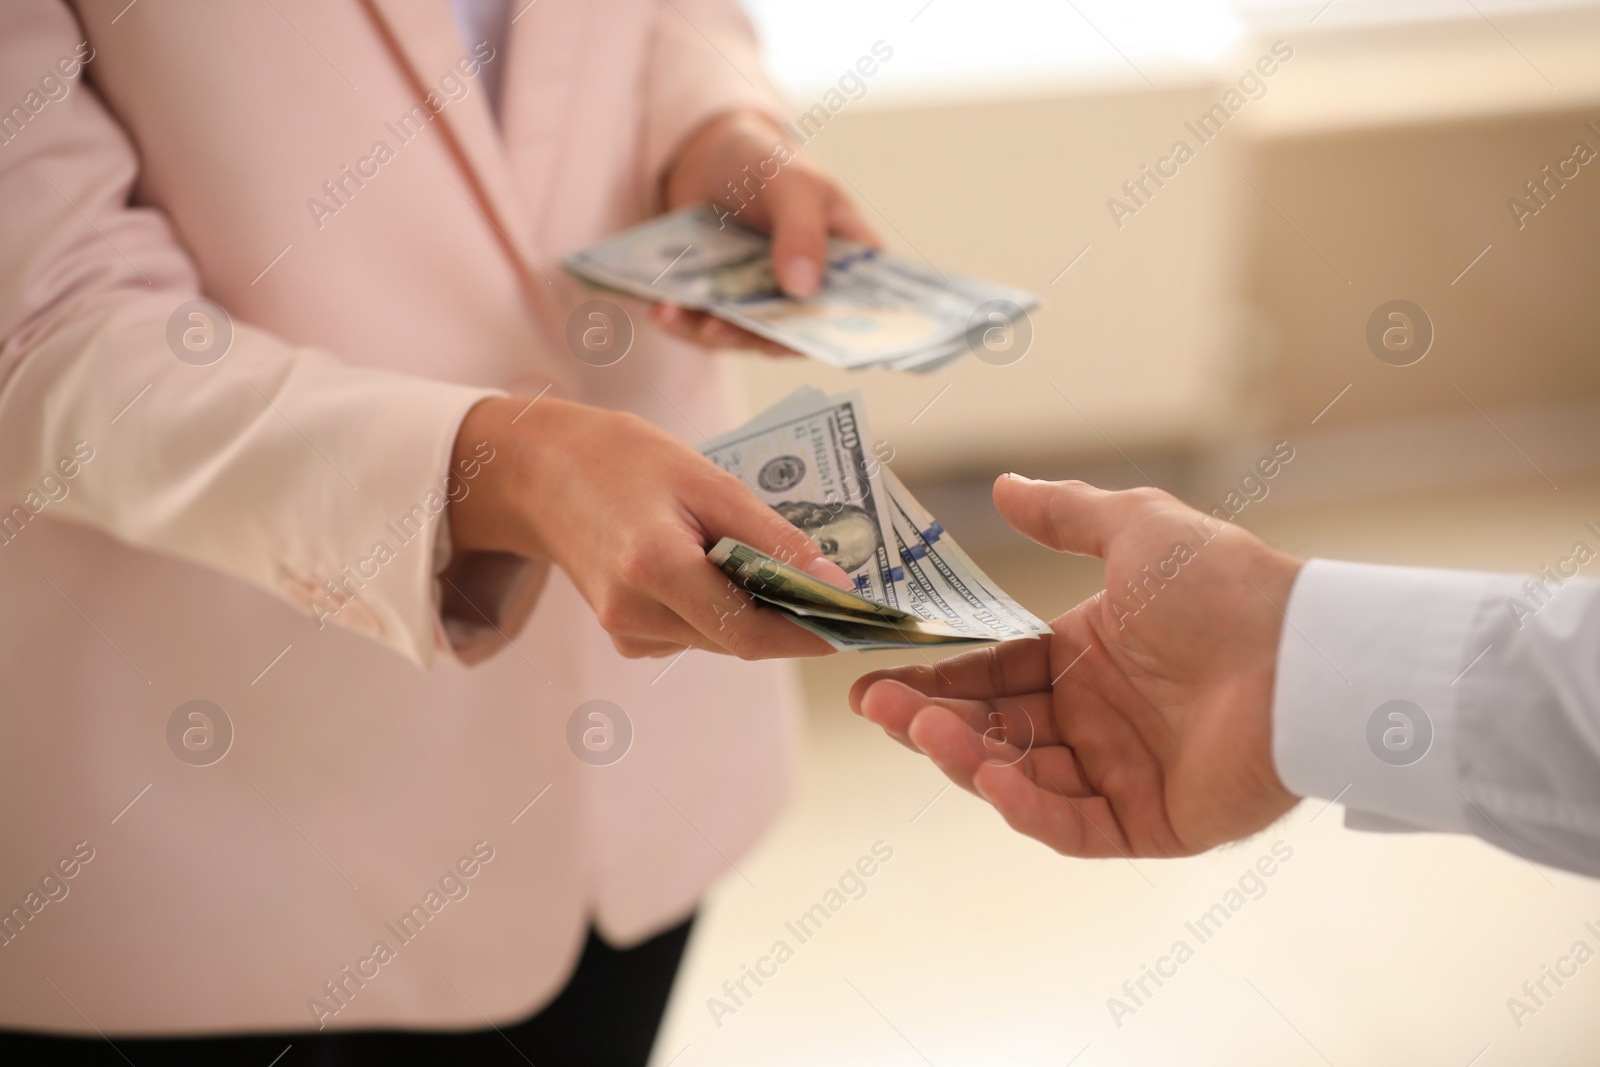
[699,387,1050,650]
[564,206,1040,373]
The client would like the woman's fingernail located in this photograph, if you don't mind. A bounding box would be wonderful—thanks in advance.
[778,256,821,298]
[805,555,853,590]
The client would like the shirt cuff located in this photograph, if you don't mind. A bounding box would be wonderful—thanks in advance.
[1272,559,1504,834]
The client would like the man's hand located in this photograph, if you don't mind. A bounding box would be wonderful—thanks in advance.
[448,395,851,659]
[850,476,1305,857]
[653,108,880,354]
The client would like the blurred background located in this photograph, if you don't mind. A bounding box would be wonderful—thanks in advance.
[653,1,1600,1064]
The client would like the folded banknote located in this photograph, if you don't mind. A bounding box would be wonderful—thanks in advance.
[565,205,1040,372]
[700,387,1050,650]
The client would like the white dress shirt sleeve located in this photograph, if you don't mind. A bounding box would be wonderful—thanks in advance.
[1274,557,1600,877]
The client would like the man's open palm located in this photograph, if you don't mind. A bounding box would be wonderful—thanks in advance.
[850,476,1304,858]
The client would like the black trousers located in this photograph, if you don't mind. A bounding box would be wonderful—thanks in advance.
[0,916,694,1067]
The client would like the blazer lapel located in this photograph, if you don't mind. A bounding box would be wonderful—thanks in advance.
[359,0,544,282]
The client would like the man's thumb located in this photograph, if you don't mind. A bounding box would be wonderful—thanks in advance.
[992,475,1115,558]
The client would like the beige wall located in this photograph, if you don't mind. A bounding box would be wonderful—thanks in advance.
[1245,105,1600,431]
[734,85,1253,483]
[734,9,1600,491]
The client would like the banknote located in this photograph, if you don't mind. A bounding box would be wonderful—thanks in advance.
[881,468,1052,642]
[701,387,1049,651]
[564,205,1040,372]
[707,539,980,650]
[699,387,901,606]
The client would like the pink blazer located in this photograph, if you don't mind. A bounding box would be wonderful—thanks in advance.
[0,0,800,1034]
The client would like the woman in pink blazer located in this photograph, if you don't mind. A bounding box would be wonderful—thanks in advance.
[0,1,875,1062]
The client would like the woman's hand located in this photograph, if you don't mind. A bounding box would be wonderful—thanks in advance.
[448,395,852,659]
[654,108,881,354]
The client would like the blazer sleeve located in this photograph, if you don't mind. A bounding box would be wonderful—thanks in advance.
[637,0,791,193]
[0,2,499,668]
[1273,558,1600,878]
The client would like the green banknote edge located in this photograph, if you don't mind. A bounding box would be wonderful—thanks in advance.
[707,538,972,640]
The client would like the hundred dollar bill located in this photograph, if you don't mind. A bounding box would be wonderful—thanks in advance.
[708,539,980,650]
[881,468,1052,641]
[564,205,1040,371]
[699,387,901,607]
[701,388,1049,650]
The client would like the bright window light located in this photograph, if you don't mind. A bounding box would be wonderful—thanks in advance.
[741,0,1598,102]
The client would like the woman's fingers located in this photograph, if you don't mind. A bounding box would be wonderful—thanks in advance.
[826,190,882,248]
[648,535,835,660]
[611,636,698,659]
[763,169,830,298]
[651,304,798,357]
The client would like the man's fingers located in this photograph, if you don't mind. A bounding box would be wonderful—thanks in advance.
[904,704,985,794]
[857,679,1060,750]
[855,678,1095,796]
[993,475,1139,558]
[971,764,1132,858]
[849,639,1052,712]
[904,704,1078,804]
[1021,746,1098,800]
[883,704,1115,850]
[766,174,829,299]
[855,678,931,745]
